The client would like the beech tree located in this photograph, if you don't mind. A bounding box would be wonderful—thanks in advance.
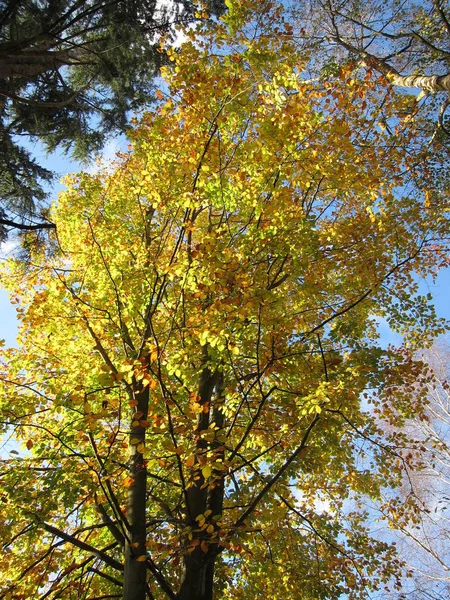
[0,1,449,599]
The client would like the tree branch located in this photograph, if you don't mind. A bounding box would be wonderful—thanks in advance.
[0,216,56,231]
[39,521,124,572]
[233,413,320,529]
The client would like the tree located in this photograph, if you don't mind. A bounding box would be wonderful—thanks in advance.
[373,340,450,600]
[312,0,450,92]
[0,1,449,598]
[299,0,450,157]
[288,0,450,207]
[0,0,225,239]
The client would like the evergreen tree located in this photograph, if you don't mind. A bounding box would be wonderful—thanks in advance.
[0,0,225,239]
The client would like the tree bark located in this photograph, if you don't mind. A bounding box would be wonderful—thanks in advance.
[178,553,216,600]
[122,384,149,600]
[333,34,450,92]
[388,72,450,92]
[177,356,224,600]
[361,51,450,92]
[0,50,73,78]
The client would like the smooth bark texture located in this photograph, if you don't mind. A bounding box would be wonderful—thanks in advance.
[361,50,450,92]
[387,73,450,92]
[177,359,223,600]
[122,384,149,600]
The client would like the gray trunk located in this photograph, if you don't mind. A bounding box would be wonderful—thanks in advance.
[388,72,450,92]
[122,384,149,600]
[360,50,450,92]
[177,360,224,600]
[177,552,216,600]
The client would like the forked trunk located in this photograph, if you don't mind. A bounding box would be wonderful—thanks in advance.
[177,550,216,600]
[177,362,225,600]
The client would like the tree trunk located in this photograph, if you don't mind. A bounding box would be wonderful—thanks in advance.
[122,384,149,600]
[178,551,217,600]
[334,35,450,93]
[387,72,450,92]
[358,50,450,92]
[177,357,224,600]
[0,50,73,78]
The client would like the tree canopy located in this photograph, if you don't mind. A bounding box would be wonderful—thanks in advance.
[2,0,449,240]
[0,1,449,599]
[0,0,225,238]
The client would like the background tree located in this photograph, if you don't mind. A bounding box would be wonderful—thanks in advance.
[0,0,225,239]
[373,340,450,600]
[288,1,450,167]
[288,0,450,255]
[0,1,449,599]
[312,0,450,93]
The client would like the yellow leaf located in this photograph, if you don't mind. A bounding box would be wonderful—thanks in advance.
[202,465,212,479]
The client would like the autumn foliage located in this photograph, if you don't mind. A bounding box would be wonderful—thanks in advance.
[0,1,448,599]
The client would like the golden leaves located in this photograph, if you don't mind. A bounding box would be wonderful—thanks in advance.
[0,2,446,598]
[186,455,196,468]
[135,555,147,562]
[201,464,212,479]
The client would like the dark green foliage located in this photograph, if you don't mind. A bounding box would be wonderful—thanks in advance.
[0,0,226,238]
